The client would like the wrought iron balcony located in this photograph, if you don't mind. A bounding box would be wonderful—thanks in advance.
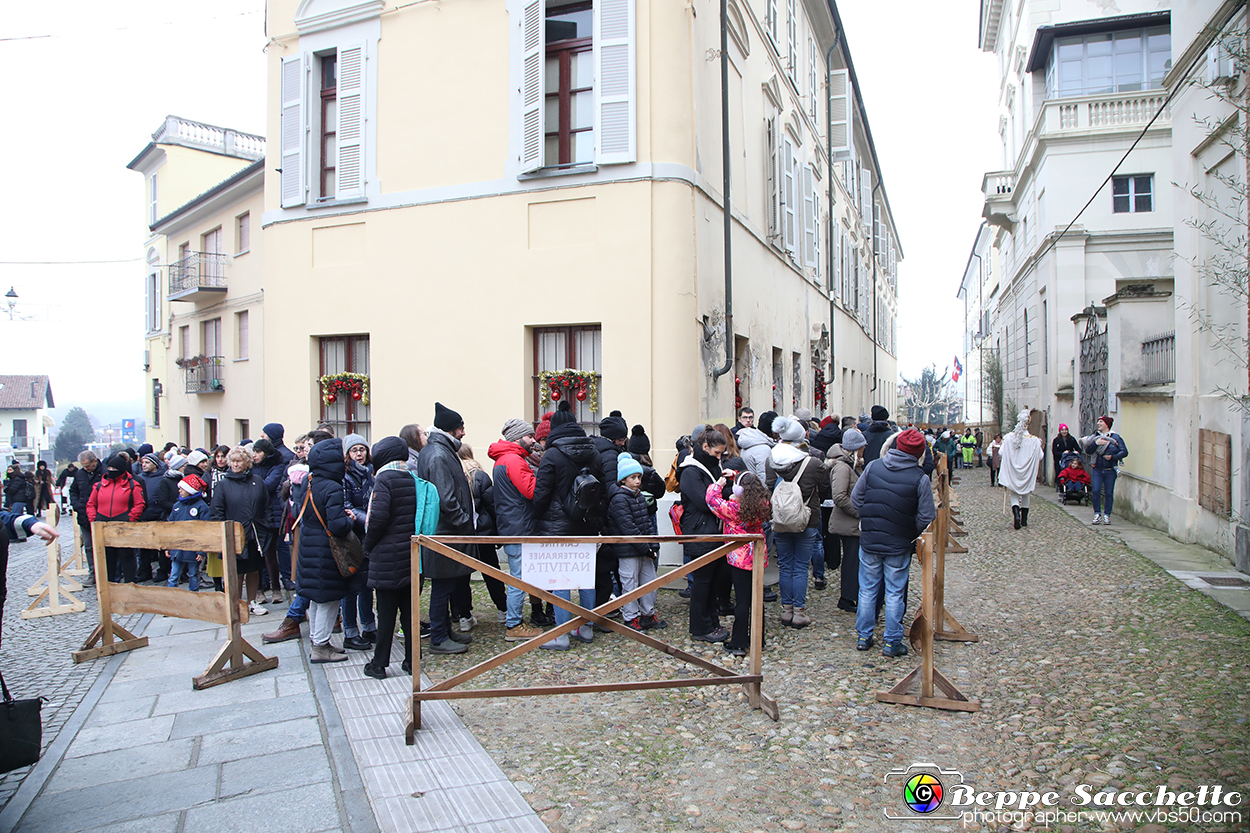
[181,355,225,394]
[169,252,228,302]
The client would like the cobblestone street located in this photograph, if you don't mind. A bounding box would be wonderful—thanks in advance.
[433,475,1250,832]
[0,513,140,813]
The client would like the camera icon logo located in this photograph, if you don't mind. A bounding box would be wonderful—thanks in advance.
[884,762,963,821]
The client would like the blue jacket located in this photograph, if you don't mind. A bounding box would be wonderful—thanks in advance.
[296,439,355,603]
[1,509,39,542]
[1083,432,1128,470]
[852,449,936,558]
[167,495,210,562]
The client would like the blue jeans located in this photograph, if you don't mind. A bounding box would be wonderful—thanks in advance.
[856,548,912,644]
[1091,467,1118,515]
[504,544,525,628]
[168,560,199,591]
[341,572,376,637]
[774,526,819,608]
[286,593,309,620]
[553,587,596,626]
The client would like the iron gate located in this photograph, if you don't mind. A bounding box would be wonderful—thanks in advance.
[1078,314,1108,437]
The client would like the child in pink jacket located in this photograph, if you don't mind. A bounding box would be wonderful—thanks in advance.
[705,471,771,656]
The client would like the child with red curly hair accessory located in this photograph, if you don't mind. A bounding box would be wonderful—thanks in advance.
[704,470,771,657]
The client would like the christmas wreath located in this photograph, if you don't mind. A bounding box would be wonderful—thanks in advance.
[538,369,599,412]
[319,372,370,406]
[813,365,828,413]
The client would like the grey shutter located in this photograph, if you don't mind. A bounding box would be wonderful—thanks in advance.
[595,0,636,164]
[336,43,366,198]
[802,164,815,269]
[829,69,852,161]
[766,116,779,243]
[280,54,305,208]
[519,0,544,173]
[783,137,796,254]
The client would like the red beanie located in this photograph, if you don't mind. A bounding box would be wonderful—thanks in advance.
[820,416,834,428]
[535,412,554,442]
[896,429,926,458]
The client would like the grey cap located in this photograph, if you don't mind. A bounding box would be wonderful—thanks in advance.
[343,433,369,454]
[501,418,535,443]
[840,428,867,452]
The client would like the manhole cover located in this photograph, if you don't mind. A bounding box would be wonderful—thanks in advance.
[1198,575,1250,588]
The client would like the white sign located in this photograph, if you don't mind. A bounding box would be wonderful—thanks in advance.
[521,542,596,590]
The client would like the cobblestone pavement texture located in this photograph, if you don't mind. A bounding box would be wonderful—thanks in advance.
[0,512,141,813]
[421,476,1250,833]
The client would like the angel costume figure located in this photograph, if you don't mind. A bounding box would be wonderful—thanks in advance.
[998,411,1043,529]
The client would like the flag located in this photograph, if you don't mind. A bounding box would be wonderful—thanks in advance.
[952,356,963,382]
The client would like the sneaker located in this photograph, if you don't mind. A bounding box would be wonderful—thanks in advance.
[625,617,644,632]
[419,621,431,639]
[363,662,387,679]
[692,627,730,644]
[856,636,875,651]
[640,614,668,630]
[446,630,473,645]
[813,577,827,590]
[248,601,270,616]
[724,645,747,657]
[882,641,909,658]
[1101,514,1110,525]
[429,640,468,654]
[458,616,477,633]
[1092,514,1102,525]
[540,635,570,651]
[571,625,593,644]
[505,623,544,641]
[677,587,692,599]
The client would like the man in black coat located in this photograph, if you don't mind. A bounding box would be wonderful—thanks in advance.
[861,405,897,464]
[69,451,104,585]
[531,402,605,650]
[417,402,475,654]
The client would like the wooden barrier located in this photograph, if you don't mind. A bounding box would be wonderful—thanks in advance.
[62,510,88,576]
[22,505,86,619]
[406,534,778,744]
[72,521,278,689]
[876,531,980,712]
[930,460,977,643]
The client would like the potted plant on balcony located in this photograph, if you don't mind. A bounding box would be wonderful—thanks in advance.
[175,354,208,369]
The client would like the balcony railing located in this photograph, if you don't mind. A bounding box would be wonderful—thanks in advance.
[1141,332,1175,385]
[10,437,32,449]
[182,356,225,394]
[169,252,228,301]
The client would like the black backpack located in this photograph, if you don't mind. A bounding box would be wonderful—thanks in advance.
[565,466,603,525]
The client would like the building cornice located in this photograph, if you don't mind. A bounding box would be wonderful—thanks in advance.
[294,0,385,34]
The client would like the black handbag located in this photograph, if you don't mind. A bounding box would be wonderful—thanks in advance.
[0,670,45,774]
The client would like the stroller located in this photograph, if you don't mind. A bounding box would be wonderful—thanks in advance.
[1057,451,1091,506]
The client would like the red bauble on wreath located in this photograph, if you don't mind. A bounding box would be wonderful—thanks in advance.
[550,387,561,400]
[327,393,337,404]
[352,391,362,401]
[576,388,587,401]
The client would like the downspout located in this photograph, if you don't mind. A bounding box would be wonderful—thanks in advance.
[711,0,734,380]
[973,250,984,424]
[870,178,882,393]
[825,27,843,397]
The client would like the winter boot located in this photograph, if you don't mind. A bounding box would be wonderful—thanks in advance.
[1020,508,1029,528]
[791,607,812,628]
[781,604,794,627]
[263,616,303,643]
[310,642,348,663]
[1012,505,1021,530]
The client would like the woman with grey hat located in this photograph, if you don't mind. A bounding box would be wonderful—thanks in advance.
[827,428,866,613]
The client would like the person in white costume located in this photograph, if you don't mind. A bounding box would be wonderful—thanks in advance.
[998,411,1043,529]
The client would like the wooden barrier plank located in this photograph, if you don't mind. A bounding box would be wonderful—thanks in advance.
[90,521,245,553]
[107,583,249,624]
[415,676,763,699]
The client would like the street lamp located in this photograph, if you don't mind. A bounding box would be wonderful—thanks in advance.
[4,287,17,320]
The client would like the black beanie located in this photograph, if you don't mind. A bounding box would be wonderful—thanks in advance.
[137,443,154,456]
[550,400,578,427]
[627,424,651,455]
[253,438,276,459]
[106,453,130,473]
[872,405,889,422]
[758,411,778,437]
[599,415,628,440]
[434,401,464,432]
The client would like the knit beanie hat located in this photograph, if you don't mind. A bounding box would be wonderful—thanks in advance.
[795,408,813,422]
[1098,414,1113,429]
[599,415,628,440]
[137,443,154,456]
[616,455,643,483]
[757,411,778,437]
[263,423,285,442]
[627,424,651,455]
[106,453,129,473]
[871,405,890,422]
[820,416,834,428]
[774,416,805,443]
[896,429,926,458]
[142,452,162,468]
[841,428,867,452]
[535,413,553,442]
[434,402,464,432]
[167,455,188,472]
[186,450,210,469]
[549,400,578,427]
[502,418,535,443]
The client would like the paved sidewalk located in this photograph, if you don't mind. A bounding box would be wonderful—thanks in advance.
[1,607,547,833]
[1038,482,1250,620]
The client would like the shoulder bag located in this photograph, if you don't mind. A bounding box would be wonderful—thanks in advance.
[0,669,45,774]
[306,485,365,578]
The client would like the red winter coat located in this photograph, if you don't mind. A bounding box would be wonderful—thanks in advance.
[87,472,146,522]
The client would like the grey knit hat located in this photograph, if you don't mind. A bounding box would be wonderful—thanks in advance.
[502,418,535,443]
[840,428,867,452]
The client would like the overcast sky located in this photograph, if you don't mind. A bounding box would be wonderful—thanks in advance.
[1,0,995,419]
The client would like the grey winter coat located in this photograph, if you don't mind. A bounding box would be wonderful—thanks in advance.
[736,428,775,484]
[826,444,862,537]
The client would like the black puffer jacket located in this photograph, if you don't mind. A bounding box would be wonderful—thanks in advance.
[862,420,896,464]
[416,429,474,579]
[140,468,180,523]
[532,422,605,536]
[469,468,495,536]
[678,448,722,557]
[364,439,417,590]
[342,460,374,536]
[603,482,654,559]
[590,435,623,492]
[210,466,274,557]
[295,440,354,602]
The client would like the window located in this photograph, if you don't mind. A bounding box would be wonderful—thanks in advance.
[201,318,222,359]
[1199,429,1232,517]
[766,115,781,244]
[152,379,160,428]
[1023,308,1030,376]
[808,37,818,120]
[320,53,338,198]
[1113,175,1153,213]
[179,325,191,359]
[235,310,250,360]
[320,335,371,440]
[148,173,159,226]
[785,0,797,84]
[533,325,601,428]
[766,0,777,47]
[519,0,635,173]
[146,249,160,334]
[201,227,224,284]
[205,418,218,451]
[1046,27,1170,99]
[236,212,250,254]
[1042,300,1048,374]
[782,136,796,257]
[180,417,191,448]
[236,418,250,443]
[544,2,593,166]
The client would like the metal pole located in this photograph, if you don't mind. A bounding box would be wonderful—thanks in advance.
[711,0,734,381]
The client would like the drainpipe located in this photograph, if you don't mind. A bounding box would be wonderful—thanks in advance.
[711,0,734,381]
[825,27,843,399]
[973,250,984,425]
[870,178,882,394]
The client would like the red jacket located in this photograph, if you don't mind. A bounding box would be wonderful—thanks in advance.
[87,472,145,522]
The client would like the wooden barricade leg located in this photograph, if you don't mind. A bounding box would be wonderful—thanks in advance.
[406,539,422,743]
[194,523,278,689]
[63,513,88,575]
[72,523,148,663]
[22,523,86,619]
[745,545,779,719]
[931,466,978,643]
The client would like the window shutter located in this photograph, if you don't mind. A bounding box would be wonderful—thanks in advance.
[829,69,852,161]
[786,0,797,82]
[520,0,545,173]
[595,0,636,164]
[832,225,841,299]
[336,43,366,199]
[280,54,306,208]
[766,116,779,243]
[783,137,796,255]
[808,38,818,120]
[813,187,821,284]
[802,164,815,269]
[767,0,778,46]
[860,168,872,229]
